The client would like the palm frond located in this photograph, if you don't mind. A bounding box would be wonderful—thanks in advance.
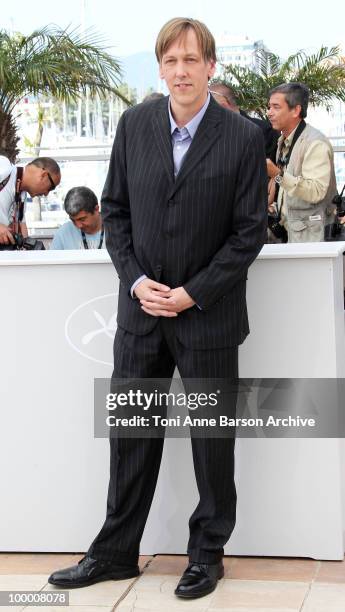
[0,24,130,160]
[0,25,128,108]
[218,44,345,118]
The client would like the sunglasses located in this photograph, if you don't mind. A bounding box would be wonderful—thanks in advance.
[42,168,56,191]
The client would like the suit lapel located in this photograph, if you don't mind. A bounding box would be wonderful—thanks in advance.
[169,96,222,199]
[151,100,174,184]
[151,96,223,194]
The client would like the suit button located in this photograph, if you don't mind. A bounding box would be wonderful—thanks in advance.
[155,265,162,272]
[168,199,174,206]
[165,231,172,238]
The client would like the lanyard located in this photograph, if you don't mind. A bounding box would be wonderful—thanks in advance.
[0,174,10,192]
[81,227,104,249]
[277,120,306,170]
[275,120,307,217]
[12,167,24,234]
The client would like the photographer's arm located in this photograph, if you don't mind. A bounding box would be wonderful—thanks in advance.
[280,140,332,204]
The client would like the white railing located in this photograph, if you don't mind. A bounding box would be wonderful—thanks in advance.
[18,136,345,163]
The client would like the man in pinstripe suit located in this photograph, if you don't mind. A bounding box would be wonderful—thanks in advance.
[49,17,267,599]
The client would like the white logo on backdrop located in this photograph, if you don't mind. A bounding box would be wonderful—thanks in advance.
[65,293,118,366]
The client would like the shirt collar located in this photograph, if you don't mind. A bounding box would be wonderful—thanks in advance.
[168,92,210,138]
[282,122,301,148]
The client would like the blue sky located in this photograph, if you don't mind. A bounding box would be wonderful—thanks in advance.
[3,0,345,59]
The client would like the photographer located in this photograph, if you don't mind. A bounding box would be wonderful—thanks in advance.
[0,155,61,246]
[266,83,336,243]
[50,186,105,250]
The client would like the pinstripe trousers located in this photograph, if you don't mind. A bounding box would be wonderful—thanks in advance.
[88,318,238,565]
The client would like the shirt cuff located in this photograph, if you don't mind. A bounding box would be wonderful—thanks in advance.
[130,275,147,298]
[281,171,298,192]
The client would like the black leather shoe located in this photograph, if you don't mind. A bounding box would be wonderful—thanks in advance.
[175,561,224,599]
[48,556,139,588]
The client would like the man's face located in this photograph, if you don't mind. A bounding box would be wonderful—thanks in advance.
[70,206,100,234]
[267,93,301,132]
[27,166,61,197]
[159,28,216,114]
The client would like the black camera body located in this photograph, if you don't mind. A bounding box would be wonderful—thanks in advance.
[268,214,288,243]
[0,233,45,251]
[325,187,345,242]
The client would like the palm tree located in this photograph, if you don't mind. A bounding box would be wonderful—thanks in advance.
[218,46,345,119]
[0,25,129,161]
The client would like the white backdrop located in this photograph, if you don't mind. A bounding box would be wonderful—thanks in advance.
[1,244,345,559]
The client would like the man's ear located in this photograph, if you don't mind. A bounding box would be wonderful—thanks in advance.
[208,60,216,80]
[159,65,165,80]
[293,105,302,119]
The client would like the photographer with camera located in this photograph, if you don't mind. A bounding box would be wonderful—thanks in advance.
[266,83,336,243]
[50,186,105,250]
[0,155,61,249]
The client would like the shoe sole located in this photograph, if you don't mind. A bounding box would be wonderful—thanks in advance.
[175,571,224,599]
[48,569,140,589]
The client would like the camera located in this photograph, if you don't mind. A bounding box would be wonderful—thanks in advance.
[0,232,45,251]
[268,214,288,243]
[324,185,345,241]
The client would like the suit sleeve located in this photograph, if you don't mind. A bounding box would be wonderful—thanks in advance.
[101,112,146,290]
[183,129,267,311]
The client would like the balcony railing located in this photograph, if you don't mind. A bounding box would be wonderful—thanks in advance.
[20,136,345,235]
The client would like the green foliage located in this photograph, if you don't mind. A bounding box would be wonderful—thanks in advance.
[217,46,345,119]
[0,107,19,160]
[117,83,138,105]
[0,25,129,161]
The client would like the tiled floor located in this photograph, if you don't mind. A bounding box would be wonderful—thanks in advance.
[0,553,345,611]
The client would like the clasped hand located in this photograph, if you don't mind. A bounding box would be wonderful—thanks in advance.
[134,278,195,317]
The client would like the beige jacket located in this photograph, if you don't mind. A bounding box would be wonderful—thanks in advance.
[278,123,337,242]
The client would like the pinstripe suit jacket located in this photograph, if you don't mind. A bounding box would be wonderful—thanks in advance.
[101,95,267,349]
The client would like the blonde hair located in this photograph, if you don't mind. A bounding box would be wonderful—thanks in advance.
[155,18,216,63]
